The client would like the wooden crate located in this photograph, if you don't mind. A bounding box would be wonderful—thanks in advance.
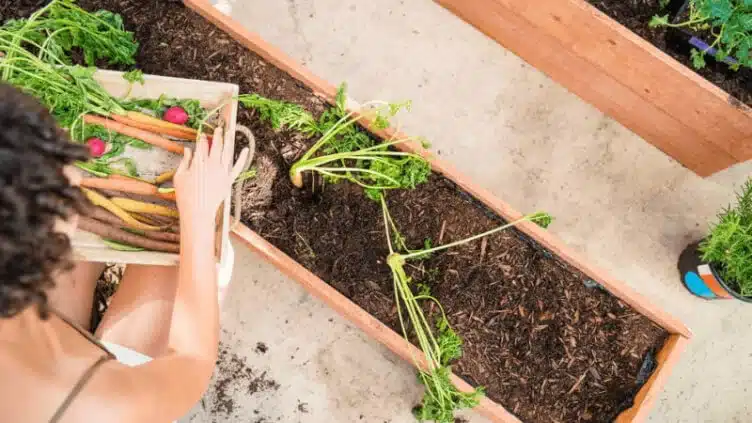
[72,69,239,266]
[182,1,691,421]
[435,0,752,177]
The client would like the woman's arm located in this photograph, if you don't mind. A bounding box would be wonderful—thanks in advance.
[93,128,249,422]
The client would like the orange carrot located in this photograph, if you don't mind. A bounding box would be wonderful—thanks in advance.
[108,173,155,185]
[112,114,197,140]
[81,176,176,201]
[83,115,185,154]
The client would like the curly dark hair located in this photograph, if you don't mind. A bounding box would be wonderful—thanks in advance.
[0,84,89,319]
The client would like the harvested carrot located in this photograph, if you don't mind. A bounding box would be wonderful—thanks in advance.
[111,197,179,218]
[84,115,185,155]
[155,169,176,184]
[81,176,176,201]
[86,205,124,226]
[133,229,180,243]
[130,213,161,226]
[132,212,177,226]
[126,111,199,136]
[79,216,179,253]
[112,114,197,141]
[82,188,162,232]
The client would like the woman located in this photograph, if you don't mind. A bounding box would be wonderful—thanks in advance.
[0,84,250,422]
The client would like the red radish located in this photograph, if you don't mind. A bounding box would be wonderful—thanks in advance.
[163,106,189,125]
[87,137,106,157]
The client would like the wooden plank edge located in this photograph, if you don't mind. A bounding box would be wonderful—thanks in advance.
[615,334,690,422]
[575,0,752,125]
[434,0,738,175]
[529,0,752,148]
[231,225,522,423]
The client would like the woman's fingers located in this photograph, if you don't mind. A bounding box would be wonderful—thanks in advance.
[197,134,210,162]
[210,126,223,163]
[177,147,192,177]
[230,147,251,181]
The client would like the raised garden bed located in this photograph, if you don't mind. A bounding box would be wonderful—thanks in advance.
[435,0,752,177]
[2,1,690,422]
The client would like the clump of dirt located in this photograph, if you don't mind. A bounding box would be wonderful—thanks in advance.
[255,342,269,354]
[212,343,280,418]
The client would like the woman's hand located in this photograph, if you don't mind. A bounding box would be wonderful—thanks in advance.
[174,127,250,226]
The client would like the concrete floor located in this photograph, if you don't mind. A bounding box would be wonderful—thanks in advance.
[185,1,752,422]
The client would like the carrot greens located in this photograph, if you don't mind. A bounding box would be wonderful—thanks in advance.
[381,194,552,422]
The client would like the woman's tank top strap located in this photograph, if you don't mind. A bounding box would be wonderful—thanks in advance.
[48,308,116,422]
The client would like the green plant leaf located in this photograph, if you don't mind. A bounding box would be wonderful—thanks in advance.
[701,178,752,296]
[690,48,707,69]
[649,14,670,28]
[237,93,318,136]
[122,69,144,84]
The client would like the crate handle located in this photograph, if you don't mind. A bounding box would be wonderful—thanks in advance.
[231,124,256,228]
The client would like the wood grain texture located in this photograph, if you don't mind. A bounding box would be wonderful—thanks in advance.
[435,0,747,176]
[185,0,691,420]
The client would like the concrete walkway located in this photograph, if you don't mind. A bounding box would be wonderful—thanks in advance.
[186,1,752,422]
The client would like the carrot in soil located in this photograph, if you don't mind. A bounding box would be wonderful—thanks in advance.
[81,176,176,201]
[111,197,179,218]
[82,188,162,232]
[79,216,179,253]
[83,114,185,155]
[111,114,197,140]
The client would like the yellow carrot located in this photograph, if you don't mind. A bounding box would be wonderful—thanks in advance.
[155,169,176,184]
[82,189,162,231]
[111,197,180,218]
[125,111,198,137]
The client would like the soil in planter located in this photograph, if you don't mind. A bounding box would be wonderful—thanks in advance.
[585,0,752,107]
[6,2,668,422]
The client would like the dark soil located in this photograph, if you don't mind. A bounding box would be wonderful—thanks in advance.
[6,2,668,422]
[585,0,752,107]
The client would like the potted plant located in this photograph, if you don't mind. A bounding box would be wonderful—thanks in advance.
[45,1,692,421]
[434,0,752,177]
[679,179,752,301]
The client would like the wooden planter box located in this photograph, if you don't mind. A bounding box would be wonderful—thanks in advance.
[435,0,752,177]
[183,1,691,421]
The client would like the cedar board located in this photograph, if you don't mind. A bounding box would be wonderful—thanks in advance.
[435,0,752,177]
